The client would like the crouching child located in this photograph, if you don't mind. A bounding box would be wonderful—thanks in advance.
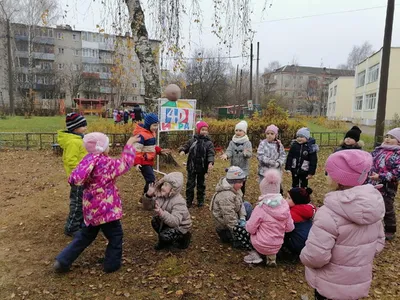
[142,172,192,250]
[210,166,252,247]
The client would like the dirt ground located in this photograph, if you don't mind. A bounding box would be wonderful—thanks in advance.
[0,149,399,300]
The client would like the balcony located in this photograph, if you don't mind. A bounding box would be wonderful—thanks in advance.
[99,72,111,79]
[14,34,55,45]
[99,58,113,65]
[100,86,112,94]
[82,57,100,64]
[34,83,55,90]
[99,42,114,51]
[82,72,100,79]
[16,51,55,60]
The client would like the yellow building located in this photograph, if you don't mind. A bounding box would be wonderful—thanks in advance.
[352,47,400,125]
[327,76,355,121]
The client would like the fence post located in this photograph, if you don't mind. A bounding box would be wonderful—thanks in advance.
[39,133,42,150]
[26,133,29,150]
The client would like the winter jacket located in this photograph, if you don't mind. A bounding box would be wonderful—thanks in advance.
[257,139,286,176]
[225,136,252,176]
[286,203,316,255]
[68,145,136,226]
[285,138,319,176]
[179,134,215,174]
[334,141,364,153]
[300,185,385,300]
[368,144,400,184]
[133,124,162,166]
[141,172,192,234]
[57,130,87,177]
[246,194,294,255]
[210,178,246,232]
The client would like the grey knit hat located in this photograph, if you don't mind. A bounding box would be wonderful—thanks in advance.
[226,166,246,183]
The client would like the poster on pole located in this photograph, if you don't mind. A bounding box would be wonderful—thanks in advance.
[158,98,197,132]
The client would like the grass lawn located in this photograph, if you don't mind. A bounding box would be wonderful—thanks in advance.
[0,116,106,132]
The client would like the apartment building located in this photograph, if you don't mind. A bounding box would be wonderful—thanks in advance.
[263,65,354,114]
[1,23,160,111]
[351,48,400,125]
[326,76,355,120]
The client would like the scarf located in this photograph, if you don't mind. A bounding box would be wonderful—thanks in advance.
[232,134,249,144]
[377,143,400,151]
[258,194,283,208]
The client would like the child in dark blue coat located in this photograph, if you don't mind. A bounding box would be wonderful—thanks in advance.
[284,187,316,256]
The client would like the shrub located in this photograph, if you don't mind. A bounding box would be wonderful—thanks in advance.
[389,113,400,130]
[312,116,347,131]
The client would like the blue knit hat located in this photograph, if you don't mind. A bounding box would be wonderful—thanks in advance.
[144,113,159,130]
[296,127,310,139]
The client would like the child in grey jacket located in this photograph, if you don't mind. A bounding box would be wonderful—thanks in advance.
[142,172,192,250]
[221,120,252,195]
[257,124,286,182]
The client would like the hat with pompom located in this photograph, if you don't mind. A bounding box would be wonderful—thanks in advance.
[260,168,282,195]
[83,132,109,154]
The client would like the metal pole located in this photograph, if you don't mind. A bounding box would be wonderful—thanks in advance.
[255,42,260,106]
[6,19,15,115]
[250,43,253,102]
[375,0,395,145]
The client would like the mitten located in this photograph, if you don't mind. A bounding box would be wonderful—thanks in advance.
[238,219,246,227]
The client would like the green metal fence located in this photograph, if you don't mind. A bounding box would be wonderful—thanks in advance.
[0,131,354,151]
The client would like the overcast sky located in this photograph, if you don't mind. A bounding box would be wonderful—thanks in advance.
[60,0,400,71]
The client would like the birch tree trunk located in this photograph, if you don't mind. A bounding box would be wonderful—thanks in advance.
[125,0,160,112]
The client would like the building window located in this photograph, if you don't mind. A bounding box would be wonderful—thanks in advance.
[57,32,63,39]
[72,34,76,40]
[133,96,137,101]
[357,71,365,87]
[73,49,78,56]
[132,83,137,88]
[329,88,333,98]
[58,48,64,54]
[367,64,379,83]
[365,93,377,110]
[58,63,64,70]
[355,96,363,111]
[334,86,337,96]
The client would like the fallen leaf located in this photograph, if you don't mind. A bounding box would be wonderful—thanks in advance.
[175,290,184,296]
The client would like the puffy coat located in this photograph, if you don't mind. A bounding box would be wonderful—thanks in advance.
[142,172,192,234]
[300,184,385,300]
[285,138,318,175]
[68,145,136,226]
[132,124,162,166]
[257,139,286,176]
[57,130,87,177]
[225,136,252,176]
[246,194,294,255]
[179,134,215,174]
[210,178,246,232]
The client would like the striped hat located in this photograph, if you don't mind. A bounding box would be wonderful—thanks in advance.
[66,113,87,132]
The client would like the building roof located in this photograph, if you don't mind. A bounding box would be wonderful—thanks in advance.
[274,65,355,77]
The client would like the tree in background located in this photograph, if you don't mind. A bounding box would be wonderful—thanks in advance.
[338,41,374,70]
[183,49,230,112]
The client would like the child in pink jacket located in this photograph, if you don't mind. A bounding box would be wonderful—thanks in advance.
[300,150,385,300]
[54,133,139,274]
[243,169,294,266]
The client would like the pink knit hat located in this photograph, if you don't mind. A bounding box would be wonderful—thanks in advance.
[83,132,110,154]
[387,128,400,142]
[325,150,372,187]
[196,121,209,134]
[265,124,279,135]
[259,168,282,194]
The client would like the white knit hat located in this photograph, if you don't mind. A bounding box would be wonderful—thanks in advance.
[235,120,248,133]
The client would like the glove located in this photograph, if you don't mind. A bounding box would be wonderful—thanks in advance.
[238,219,246,227]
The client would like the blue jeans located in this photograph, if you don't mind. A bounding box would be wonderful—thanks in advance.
[243,201,253,220]
[56,220,123,273]
[140,165,156,194]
